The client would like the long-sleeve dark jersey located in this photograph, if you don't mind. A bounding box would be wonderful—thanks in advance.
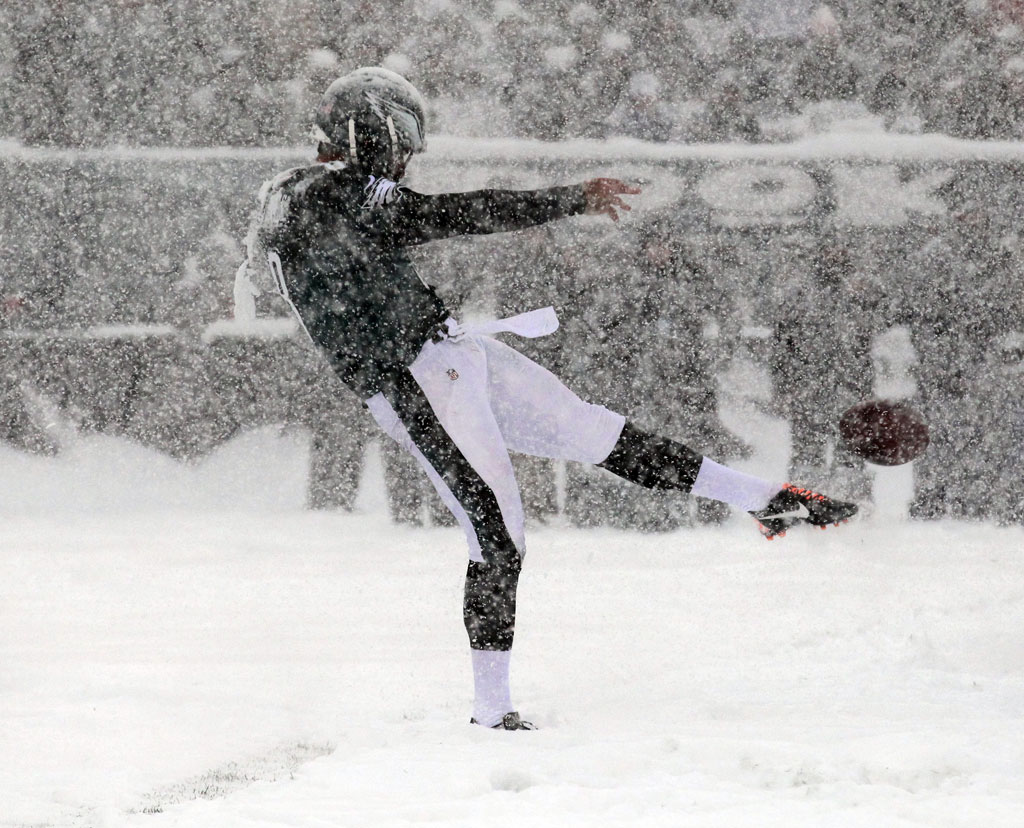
[244,161,586,398]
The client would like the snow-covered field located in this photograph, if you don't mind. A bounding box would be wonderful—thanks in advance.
[2,428,1023,828]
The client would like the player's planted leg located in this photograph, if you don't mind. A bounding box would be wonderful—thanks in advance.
[464,556,534,729]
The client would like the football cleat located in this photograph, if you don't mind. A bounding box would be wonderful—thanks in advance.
[750,483,858,539]
[471,711,537,730]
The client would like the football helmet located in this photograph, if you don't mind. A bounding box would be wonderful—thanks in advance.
[312,67,427,177]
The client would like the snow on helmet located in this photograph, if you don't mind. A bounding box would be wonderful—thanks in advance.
[312,67,427,177]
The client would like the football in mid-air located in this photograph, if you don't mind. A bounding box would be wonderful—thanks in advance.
[838,399,930,466]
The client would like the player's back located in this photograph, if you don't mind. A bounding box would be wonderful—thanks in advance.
[251,160,409,294]
[244,161,449,397]
[242,159,590,398]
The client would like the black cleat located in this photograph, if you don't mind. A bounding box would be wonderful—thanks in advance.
[750,483,858,540]
[471,711,537,730]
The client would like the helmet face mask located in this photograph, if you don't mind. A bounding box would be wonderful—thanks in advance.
[364,88,424,154]
[314,67,427,178]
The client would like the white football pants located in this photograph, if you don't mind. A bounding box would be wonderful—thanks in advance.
[365,334,625,561]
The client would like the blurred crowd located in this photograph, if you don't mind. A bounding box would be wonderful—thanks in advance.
[2,154,1023,527]
[5,0,1024,147]
[3,0,1024,528]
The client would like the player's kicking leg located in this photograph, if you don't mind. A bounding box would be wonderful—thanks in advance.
[483,338,859,540]
[598,423,858,539]
[748,484,859,539]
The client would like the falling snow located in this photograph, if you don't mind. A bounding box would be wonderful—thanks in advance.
[2,2,1024,826]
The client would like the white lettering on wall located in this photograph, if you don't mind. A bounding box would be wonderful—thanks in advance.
[695,164,954,227]
[698,165,818,227]
[831,166,952,226]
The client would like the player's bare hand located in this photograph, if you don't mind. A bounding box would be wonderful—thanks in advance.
[583,178,641,222]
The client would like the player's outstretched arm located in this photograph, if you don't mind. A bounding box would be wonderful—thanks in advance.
[374,184,586,246]
[583,178,642,222]
[373,178,641,246]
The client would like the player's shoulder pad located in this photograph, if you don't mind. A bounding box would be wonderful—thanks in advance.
[259,165,305,196]
[259,161,350,199]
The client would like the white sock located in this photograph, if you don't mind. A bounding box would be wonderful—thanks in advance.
[471,649,513,728]
[690,457,781,512]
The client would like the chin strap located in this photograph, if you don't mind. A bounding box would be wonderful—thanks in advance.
[344,115,402,176]
[348,117,358,163]
[385,115,399,170]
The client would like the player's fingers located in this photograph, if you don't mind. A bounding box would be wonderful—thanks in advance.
[600,178,642,195]
[604,196,630,214]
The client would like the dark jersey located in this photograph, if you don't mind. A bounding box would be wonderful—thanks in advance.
[245,161,586,398]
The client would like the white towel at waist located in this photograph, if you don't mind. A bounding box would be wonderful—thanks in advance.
[438,307,559,342]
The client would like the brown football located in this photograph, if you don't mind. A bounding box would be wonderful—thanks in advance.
[838,400,930,466]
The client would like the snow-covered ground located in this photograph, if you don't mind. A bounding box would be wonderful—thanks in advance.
[2,427,1023,828]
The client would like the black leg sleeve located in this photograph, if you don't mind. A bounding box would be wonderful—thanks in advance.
[378,368,523,651]
[597,421,704,492]
[464,555,521,651]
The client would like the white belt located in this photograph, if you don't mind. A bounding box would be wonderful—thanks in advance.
[437,306,559,342]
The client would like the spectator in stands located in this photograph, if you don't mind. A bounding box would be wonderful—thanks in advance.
[867,47,929,134]
[928,47,1024,140]
[684,68,763,142]
[926,0,1018,138]
[970,330,1024,525]
[282,48,345,145]
[636,213,750,523]
[605,71,676,141]
[491,0,542,112]
[627,0,705,103]
[405,4,511,137]
[568,5,636,137]
[932,0,1000,83]
[770,237,874,500]
[791,5,859,105]
[189,47,262,146]
[993,56,1024,138]
[334,0,410,70]
[897,182,1007,519]
[857,2,936,133]
[680,0,746,94]
[510,45,580,140]
[402,0,484,97]
[492,4,573,139]
[10,1,79,145]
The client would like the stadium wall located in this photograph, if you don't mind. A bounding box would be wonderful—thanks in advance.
[2,136,1022,525]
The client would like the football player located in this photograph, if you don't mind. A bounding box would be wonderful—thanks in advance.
[237,67,858,730]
